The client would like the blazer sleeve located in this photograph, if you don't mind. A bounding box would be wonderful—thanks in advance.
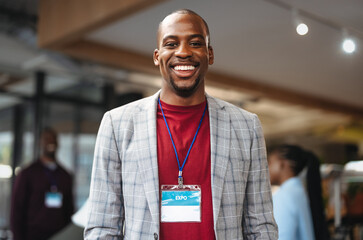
[242,115,278,240]
[84,111,125,239]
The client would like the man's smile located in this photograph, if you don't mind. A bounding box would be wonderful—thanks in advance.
[171,63,199,78]
[173,65,195,70]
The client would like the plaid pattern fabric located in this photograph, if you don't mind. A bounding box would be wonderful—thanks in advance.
[85,91,278,240]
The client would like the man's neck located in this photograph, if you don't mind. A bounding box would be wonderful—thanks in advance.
[160,89,206,106]
[40,155,56,164]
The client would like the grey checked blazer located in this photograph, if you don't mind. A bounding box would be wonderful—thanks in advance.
[85,91,278,240]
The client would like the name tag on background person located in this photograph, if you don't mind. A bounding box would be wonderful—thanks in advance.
[161,185,201,222]
[45,192,63,208]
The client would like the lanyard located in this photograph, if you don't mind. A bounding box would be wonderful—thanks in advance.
[158,98,207,188]
[44,167,58,192]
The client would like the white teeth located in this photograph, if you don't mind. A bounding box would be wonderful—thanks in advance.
[174,65,195,71]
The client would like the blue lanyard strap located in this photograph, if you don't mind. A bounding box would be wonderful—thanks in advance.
[158,98,207,180]
[44,167,58,192]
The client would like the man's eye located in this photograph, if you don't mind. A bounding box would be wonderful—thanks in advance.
[165,42,177,47]
[190,42,202,47]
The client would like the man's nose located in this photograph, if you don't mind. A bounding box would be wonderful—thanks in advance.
[175,43,192,58]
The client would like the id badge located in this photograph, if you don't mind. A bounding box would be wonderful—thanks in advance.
[45,192,63,208]
[161,185,201,222]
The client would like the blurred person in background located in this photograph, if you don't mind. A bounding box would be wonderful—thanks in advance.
[268,144,330,240]
[10,127,74,240]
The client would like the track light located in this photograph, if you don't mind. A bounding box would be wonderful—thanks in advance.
[342,29,356,54]
[272,2,360,54]
[342,39,356,54]
[296,23,309,36]
[292,8,309,36]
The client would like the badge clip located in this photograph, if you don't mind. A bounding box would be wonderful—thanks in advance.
[178,171,183,188]
[178,177,183,188]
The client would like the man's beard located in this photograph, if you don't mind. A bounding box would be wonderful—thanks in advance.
[41,147,56,159]
[169,75,201,98]
[44,151,56,159]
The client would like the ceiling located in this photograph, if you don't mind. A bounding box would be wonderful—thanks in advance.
[87,0,363,109]
[1,0,363,154]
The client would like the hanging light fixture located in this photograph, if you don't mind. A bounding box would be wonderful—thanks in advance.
[342,39,356,54]
[296,23,309,36]
[292,8,309,36]
[342,29,356,54]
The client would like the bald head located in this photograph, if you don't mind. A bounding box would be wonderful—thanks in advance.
[157,9,210,47]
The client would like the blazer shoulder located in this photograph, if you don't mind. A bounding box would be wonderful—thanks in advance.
[107,94,156,120]
[209,96,258,122]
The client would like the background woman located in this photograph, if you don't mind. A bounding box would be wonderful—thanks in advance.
[268,144,330,240]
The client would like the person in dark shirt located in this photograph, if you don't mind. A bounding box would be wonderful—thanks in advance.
[10,127,74,240]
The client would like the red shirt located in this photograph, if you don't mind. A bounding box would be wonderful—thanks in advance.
[157,100,215,240]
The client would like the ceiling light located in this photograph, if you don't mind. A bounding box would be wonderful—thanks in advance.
[292,8,308,36]
[342,38,356,54]
[296,23,309,36]
[341,29,356,54]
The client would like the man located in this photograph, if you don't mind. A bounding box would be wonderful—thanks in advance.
[85,9,277,240]
[10,128,74,240]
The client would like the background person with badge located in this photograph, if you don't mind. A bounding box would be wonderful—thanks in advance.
[85,9,278,240]
[10,128,74,240]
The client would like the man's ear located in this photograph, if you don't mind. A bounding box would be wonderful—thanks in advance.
[153,49,160,66]
[208,46,214,65]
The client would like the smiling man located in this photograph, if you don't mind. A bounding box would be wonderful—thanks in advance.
[154,10,213,103]
[85,9,278,240]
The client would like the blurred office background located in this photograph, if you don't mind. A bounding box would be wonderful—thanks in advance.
[0,0,362,239]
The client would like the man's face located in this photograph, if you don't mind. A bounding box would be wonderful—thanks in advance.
[153,13,214,98]
[41,132,58,159]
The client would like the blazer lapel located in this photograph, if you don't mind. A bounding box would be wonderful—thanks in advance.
[207,95,230,227]
[135,91,160,226]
